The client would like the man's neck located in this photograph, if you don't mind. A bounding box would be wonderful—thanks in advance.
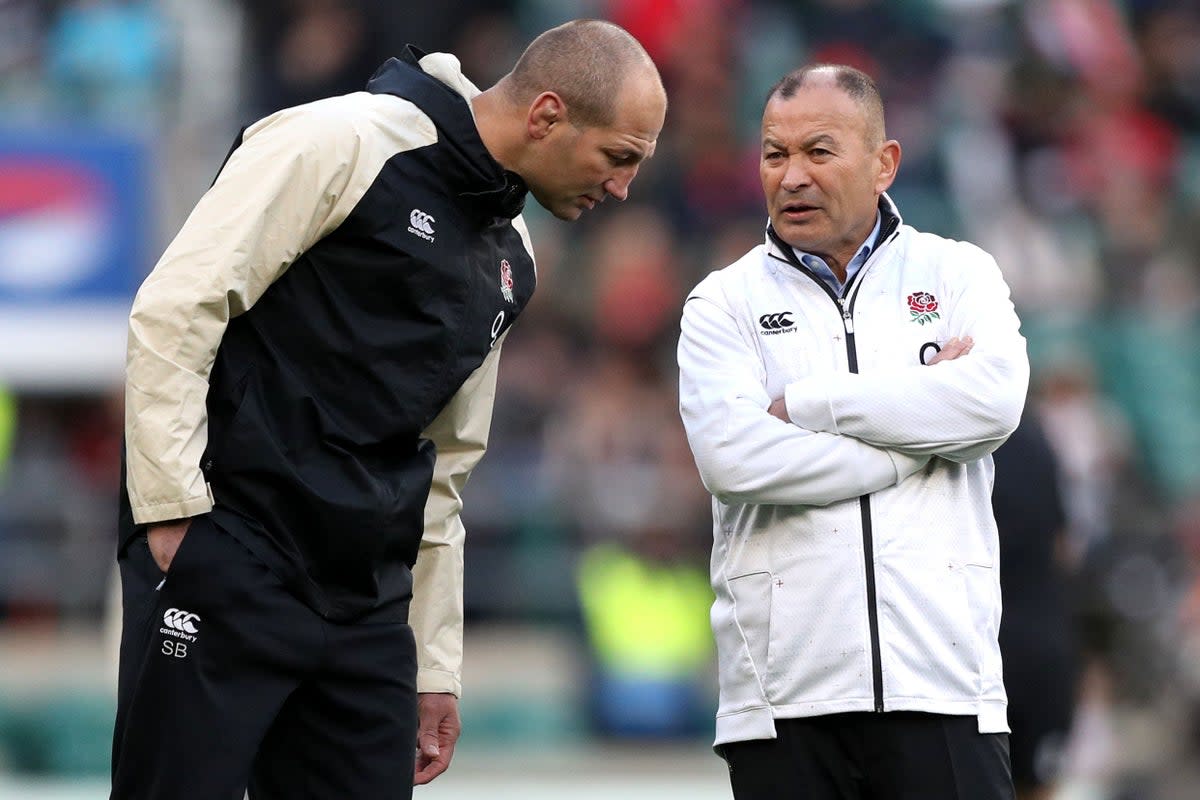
[471,88,517,172]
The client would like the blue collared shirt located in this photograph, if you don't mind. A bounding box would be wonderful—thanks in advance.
[793,213,882,297]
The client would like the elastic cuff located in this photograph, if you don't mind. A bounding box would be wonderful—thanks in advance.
[977,700,1009,733]
[417,667,462,698]
[131,486,215,525]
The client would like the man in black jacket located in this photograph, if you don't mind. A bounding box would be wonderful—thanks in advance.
[112,19,665,799]
[993,413,1080,800]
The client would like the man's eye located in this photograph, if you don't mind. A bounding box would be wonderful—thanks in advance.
[764,151,785,162]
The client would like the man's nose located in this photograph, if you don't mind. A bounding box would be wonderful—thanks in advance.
[781,156,810,192]
[604,166,637,201]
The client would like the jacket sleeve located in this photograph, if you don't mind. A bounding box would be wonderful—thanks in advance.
[411,334,506,697]
[678,292,929,507]
[124,96,436,525]
[783,246,1029,463]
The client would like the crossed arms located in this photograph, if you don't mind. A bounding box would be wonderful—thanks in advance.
[678,256,1029,508]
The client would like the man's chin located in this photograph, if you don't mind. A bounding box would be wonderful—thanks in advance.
[529,191,583,221]
[773,218,819,248]
[550,204,584,221]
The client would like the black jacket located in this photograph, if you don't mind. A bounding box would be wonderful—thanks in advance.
[122,50,535,622]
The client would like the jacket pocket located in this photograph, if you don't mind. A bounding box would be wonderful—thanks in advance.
[725,571,772,677]
[157,513,211,583]
[961,560,1002,695]
[870,550,974,699]
[203,364,255,475]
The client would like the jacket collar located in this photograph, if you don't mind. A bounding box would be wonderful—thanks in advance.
[366,47,527,219]
[765,192,902,266]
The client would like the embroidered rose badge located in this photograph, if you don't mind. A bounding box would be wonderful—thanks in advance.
[907,291,940,325]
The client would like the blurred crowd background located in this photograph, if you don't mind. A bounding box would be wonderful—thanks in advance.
[1,0,1199,797]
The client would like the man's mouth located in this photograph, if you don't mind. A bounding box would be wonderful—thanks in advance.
[781,201,818,216]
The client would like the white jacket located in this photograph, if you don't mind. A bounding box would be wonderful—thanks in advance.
[678,196,1029,746]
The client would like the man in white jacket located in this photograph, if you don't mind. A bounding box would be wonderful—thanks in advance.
[678,64,1028,799]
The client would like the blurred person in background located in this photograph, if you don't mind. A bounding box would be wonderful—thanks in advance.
[240,0,523,118]
[111,18,665,800]
[575,516,714,740]
[563,350,713,738]
[241,0,385,116]
[993,411,1080,800]
[540,209,715,737]
[1034,354,1134,561]
[678,64,1029,799]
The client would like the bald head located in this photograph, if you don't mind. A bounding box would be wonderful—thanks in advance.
[502,19,664,128]
[767,64,885,146]
[473,20,665,220]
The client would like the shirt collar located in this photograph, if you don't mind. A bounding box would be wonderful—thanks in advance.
[791,212,882,295]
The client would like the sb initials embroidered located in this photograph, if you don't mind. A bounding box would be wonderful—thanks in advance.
[160,607,201,657]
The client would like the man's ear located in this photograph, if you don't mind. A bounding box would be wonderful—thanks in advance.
[527,92,566,140]
[876,139,901,193]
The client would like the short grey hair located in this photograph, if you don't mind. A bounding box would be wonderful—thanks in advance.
[504,19,659,128]
[766,64,886,144]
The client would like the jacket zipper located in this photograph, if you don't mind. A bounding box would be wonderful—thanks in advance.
[768,226,894,713]
[838,284,884,714]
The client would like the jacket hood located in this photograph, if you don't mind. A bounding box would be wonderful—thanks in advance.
[366,47,527,219]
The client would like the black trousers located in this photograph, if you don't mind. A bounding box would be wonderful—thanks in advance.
[110,514,418,799]
[721,712,1014,800]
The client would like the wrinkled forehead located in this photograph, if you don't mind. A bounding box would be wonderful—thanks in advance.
[762,84,875,141]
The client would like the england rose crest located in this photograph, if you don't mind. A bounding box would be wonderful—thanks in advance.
[907,291,939,325]
[500,259,514,303]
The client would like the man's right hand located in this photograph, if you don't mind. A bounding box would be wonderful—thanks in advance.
[414,692,461,785]
[147,519,192,573]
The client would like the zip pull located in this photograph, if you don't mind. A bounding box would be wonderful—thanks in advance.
[839,299,855,334]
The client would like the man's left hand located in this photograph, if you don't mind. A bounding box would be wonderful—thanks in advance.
[767,335,975,423]
[414,692,461,785]
[928,336,974,365]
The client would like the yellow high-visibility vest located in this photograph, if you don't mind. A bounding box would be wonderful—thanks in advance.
[577,543,713,679]
[0,387,15,480]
